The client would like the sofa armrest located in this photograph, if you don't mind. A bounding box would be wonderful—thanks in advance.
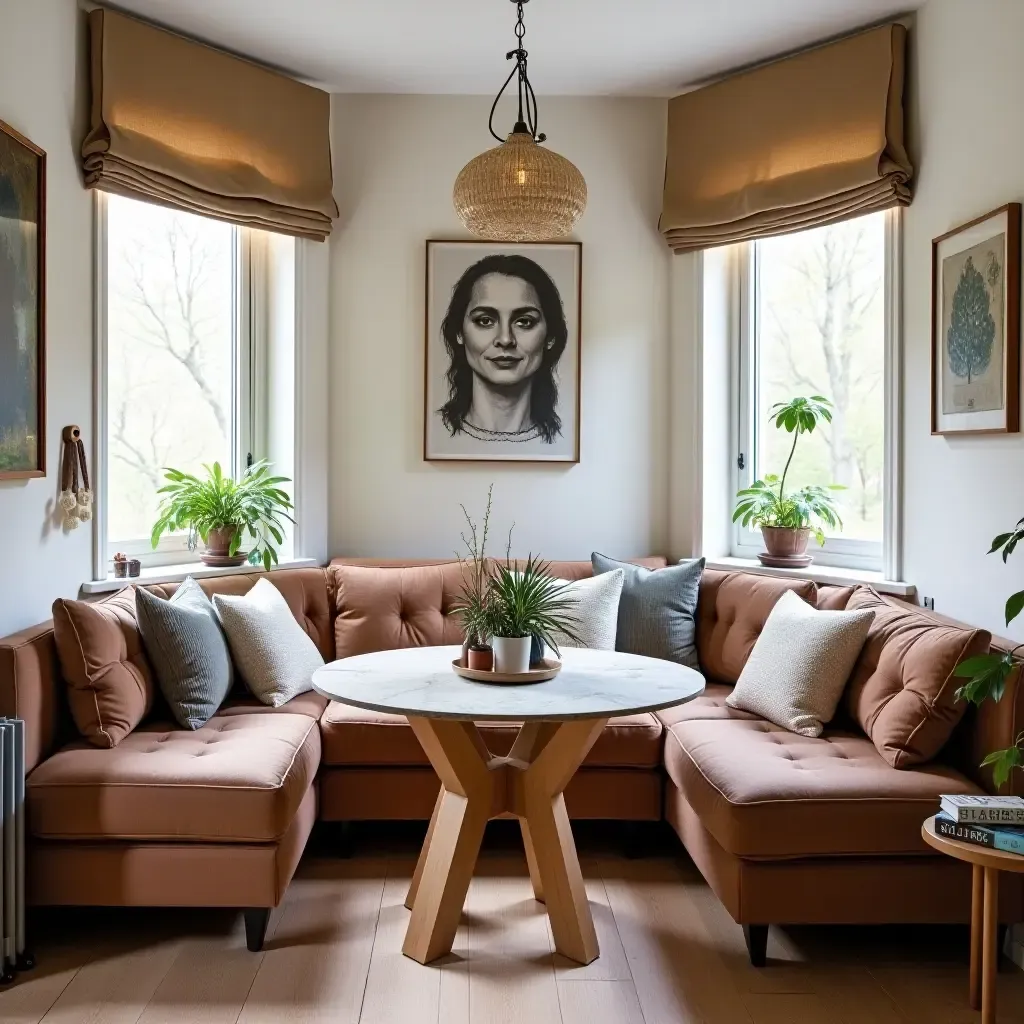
[0,621,65,772]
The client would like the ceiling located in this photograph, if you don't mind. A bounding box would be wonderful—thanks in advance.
[110,0,920,96]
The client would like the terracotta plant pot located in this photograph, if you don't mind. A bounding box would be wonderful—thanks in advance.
[201,525,247,567]
[467,645,494,671]
[758,526,813,568]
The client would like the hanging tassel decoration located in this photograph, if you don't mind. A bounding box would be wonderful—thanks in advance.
[60,426,93,530]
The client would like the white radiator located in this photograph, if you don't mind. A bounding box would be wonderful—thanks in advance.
[0,719,29,984]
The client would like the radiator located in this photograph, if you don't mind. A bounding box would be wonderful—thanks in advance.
[0,719,30,984]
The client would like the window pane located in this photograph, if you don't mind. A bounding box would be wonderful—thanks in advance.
[754,212,886,543]
[106,195,235,551]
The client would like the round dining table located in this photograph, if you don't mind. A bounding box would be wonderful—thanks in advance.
[312,644,705,966]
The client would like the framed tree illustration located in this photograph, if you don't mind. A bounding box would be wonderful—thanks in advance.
[932,203,1021,435]
[0,117,46,478]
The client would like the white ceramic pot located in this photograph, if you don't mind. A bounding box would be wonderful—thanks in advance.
[492,635,532,675]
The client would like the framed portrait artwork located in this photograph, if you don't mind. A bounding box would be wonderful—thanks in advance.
[0,117,46,479]
[424,239,581,463]
[932,203,1021,435]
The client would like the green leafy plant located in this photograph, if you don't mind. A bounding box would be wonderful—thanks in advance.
[484,552,582,655]
[953,520,1024,788]
[151,460,294,571]
[452,485,494,647]
[732,396,843,545]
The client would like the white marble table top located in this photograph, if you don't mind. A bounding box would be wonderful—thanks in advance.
[312,645,705,722]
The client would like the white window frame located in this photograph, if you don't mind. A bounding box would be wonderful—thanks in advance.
[92,192,269,577]
[729,208,902,577]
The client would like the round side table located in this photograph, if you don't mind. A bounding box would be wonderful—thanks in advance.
[313,645,704,966]
[922,815,1024,1024]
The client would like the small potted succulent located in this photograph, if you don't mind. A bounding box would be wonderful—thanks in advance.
[732,396,843,567]
[484,552,582,674]
[151,460,294,571]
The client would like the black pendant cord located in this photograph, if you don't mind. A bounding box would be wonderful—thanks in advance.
[487,0,546,144]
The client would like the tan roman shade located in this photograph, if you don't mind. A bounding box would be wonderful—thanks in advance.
[82,8,337,241]
[660,24,911,253]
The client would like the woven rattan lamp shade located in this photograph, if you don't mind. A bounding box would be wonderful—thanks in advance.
[453,130,587,242]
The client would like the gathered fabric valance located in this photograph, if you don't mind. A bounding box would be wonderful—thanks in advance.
[82,8,337,241]
[660,23,911,254]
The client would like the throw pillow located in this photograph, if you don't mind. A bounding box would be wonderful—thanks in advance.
[136,577,233,730]
[51,589,156,748]
[213,578,325,707]
[843,588,991,768]
[591,553,704,668]
[725,590,874,737]
[548,568,625,651]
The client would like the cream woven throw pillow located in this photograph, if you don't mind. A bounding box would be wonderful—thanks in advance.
[725,590,874,737]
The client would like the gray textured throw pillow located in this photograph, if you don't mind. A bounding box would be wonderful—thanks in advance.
[136,577,233,730]
[591,554,705,668]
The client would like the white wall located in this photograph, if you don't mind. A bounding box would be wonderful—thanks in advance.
[903,0,1024,641]
[0,0,92,636]
[328,95,670,560]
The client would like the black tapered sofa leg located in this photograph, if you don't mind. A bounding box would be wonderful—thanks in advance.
[743,924,769,967]
[244,908,271,952]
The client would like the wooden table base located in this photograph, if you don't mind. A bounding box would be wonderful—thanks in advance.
[401,715,609,966]
[970,863,1000,1024]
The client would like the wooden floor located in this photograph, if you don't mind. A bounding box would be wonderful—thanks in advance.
[4,826,1024,1024]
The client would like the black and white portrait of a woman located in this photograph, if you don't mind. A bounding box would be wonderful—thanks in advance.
[424,241,581,462]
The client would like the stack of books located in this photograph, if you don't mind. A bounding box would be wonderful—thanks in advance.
[935,795,1024,854]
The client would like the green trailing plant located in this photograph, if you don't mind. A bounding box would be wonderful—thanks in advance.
[484,546,583,655]
[452,485,494,648]
[732,395,843,545]
[151,460,294,571]
[954,519,1024,788]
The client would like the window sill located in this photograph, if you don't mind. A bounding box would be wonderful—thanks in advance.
[704,556,915,598]
[80,558,321,595]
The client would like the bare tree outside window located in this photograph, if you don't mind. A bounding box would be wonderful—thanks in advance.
[755,212,886,542]
[106,195,234,548]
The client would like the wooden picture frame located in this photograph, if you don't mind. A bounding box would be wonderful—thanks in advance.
[932,203,1021,435]
[0,117,46,479]
[423,239,582,464]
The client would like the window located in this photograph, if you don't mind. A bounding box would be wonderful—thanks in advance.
[732,210,898,573]
[99,193,276,572]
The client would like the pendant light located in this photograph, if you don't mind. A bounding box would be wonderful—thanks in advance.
[453,0,587,242]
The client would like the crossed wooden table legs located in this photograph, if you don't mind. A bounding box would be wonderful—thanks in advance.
[401,715,609,966]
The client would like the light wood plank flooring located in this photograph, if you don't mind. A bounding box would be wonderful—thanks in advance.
[4,829,1024,1024]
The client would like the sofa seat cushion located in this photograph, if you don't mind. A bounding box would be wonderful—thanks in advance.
[320,703,664,768]
[27,713,319,843]
[215,690,328,719]
[657,682,759,728]
[663,718,982,859]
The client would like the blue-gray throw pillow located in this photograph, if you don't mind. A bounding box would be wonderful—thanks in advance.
[136,576,233,729]
[591,554,705,669]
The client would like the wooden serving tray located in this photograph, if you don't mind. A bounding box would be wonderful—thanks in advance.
[451,658,562,685]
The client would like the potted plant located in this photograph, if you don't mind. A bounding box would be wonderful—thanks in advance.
[453,485,495,670]
[484,553,582,674]
[732,396,843,567]
[151,460,294,571]
[954,518,1024,789]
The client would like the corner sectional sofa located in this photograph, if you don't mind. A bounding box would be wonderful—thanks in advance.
[0,558,1020,962]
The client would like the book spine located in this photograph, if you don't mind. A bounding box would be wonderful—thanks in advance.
[951,807,1024,825]
[934,816,994,848]
[936,816,1024,854]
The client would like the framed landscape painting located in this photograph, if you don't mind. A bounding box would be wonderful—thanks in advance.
[424,239,581,463]
[932,203,1020,435]
[0,118,46,478]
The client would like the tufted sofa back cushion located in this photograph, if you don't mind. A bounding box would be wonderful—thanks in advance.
[144,568,336,661]
[696,570,817,684]
[331,562,467,658]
